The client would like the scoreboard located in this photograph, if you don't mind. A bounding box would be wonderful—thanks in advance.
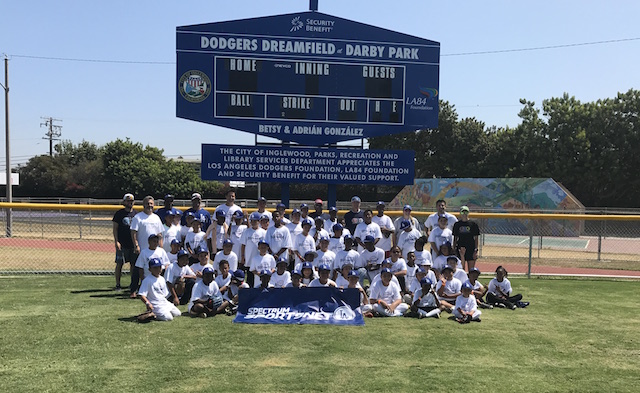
[177,11,440,145]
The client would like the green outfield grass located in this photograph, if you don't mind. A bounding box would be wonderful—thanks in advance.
[0,276,639,392]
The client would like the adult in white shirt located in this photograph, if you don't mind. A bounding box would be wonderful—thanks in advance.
[354,210,382,252]
[424,199,458,234]
[214,190,242,225]
[371,201,395,256]
[253,197,273,223]
[369,268,409,316]
[131,196,164,254]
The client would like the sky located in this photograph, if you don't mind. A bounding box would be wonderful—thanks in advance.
[1,0,638,171]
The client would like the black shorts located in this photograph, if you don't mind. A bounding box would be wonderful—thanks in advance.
[457,247,476,261]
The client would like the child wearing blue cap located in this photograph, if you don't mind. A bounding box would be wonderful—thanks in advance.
[286,269,304,288]
[454,281,481,323]
[224,270,249,314]
[137,258,182,322]
[213,239,238,274]
[250,240,276,288]
[164,249,196,306]
[369,268,409,317]
[428,214,454,263]
[270,257,292,288]
[300,262,317,286]
[188,267,227,318]
[309,263,337,287]
[406,278,443,319]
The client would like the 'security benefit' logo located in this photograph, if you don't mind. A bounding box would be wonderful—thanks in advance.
[178,70,211,103]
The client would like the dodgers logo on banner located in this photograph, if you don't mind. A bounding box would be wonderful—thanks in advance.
[234,287,364,325]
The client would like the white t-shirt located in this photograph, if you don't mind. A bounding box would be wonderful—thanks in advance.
[185,231,207,253]
[265,225,292,255]
[413,287,438,308]
[270,271,292,288]
[229,223,247,258]
[285,221,302,238]
[130,211,164,250]
[179,225,192,242]
[214,203,242,225]
[250,253,276,277]
[309,227,330,246]
[488,277,513,296]
[370,279,402,304]
[314,249,336,270]
[397,228,422,260]
[138,274,170,307]
[328,236,345,254]
[425,212,458,232]
[213,250,238,274]
[135,247,171,278]
[453,268,469,283]
[409,270,437,294]
[308,278,337,287]
[207,223,228,250]
[334,249,361,271]
[372,214,395,252]
[436,277,462,301]
[414,250,433,267]
[240,227,266,264]
[393,216,422,235]
[225,281,249,301]
[214,273,232,291]
[390,258,407,274]
[428,227,454,261]
[191,262,214,282]
[162,224,182,254]
[164,262,195,285]
[188,280,221,312]
[359,247,385,280]
[455,294,478,313]
[292,233,316,261]
[354,221,383,252]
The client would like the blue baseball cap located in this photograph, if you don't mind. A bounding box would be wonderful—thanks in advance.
[257,239,269,246]
[300,203,309,209]
[232,210,244,218]
[301,262,313,269]
[232,269,245,280]
[215,210,226,217]
[377,201,385,207]
[329,206,338,212]
[301,218,313,227]
[259,269,272,277]
[381,267,392,274]
[148,258,162,268]
[343,234,353,241]
[351,196,361,203]
[202,267,215,275]
[332,223,343,232]
[276,256,288,265]
[304,250,318,259]
[260,214,270,221]
[276,203,286,209]
[462,281,474,290]
[348,270,359,278]
[403,204,412,211]
[420,277,433,286]
[441,266,454,273]
[186,211,196,218]
[165,208,177,216]
[258,196,267,202]
[363,235,375,243]
[318,263,332,271]
[249,212,262,221]
[400,220,411,230]
[223,239,233,246]
[170,239,180,245]
[195,246,208,254]
[319,235,330,242]
[416,267,427,274]
[148,233,159,240]
[469,268,481,275]
[177,249,188,258]
[164,194,174,200]
[192,216,201,223]
[291,208,301,215]
[292,269,302,277]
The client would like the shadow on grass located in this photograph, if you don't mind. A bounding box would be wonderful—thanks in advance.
[118,316,140,323]
[89,293,134,299]
[70,288,117,294]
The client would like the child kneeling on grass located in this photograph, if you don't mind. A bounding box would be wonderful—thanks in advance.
[487,266,529,310]
[137,258,182,322]
[188,267,228,318]
[454,281,481,323]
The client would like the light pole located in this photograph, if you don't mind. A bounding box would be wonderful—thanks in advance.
[1,55,11,237]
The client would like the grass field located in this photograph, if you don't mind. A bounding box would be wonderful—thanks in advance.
[1,276,639,392]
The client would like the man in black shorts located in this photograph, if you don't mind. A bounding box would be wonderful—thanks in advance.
[112,193,138,290]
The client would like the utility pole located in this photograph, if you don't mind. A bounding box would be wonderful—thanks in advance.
[1,55,11,237]
[40,117,62,156]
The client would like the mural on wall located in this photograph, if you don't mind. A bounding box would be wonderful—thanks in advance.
[390,178,584,236]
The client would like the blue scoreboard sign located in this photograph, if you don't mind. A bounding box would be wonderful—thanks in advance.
[201,144,415,185]
[177,11,440,145]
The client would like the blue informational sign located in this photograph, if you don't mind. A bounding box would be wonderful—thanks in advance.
[234,287,364,326]
[201,144,415,185]
[177,11,439,145]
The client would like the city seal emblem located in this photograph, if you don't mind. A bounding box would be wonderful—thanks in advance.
[178,70,211,103]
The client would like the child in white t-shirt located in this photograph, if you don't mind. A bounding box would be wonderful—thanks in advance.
[270,257,292,288]
[487,265,529,309]
[407,278,443,319]
[137,258,181,322]
[454,281,481,323]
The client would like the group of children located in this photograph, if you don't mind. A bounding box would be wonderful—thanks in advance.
[132,196,528,323]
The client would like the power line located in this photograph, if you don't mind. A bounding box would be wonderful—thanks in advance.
[441,37,640,56]
[6,37,640,64]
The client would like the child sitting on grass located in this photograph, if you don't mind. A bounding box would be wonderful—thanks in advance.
[487,265,529,309]
[454,281,482,323]
[137,258,182,322]
[467,267,492,309]
[406,278,443,319]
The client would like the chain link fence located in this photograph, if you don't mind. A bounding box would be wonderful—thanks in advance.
[0,201,639,277]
